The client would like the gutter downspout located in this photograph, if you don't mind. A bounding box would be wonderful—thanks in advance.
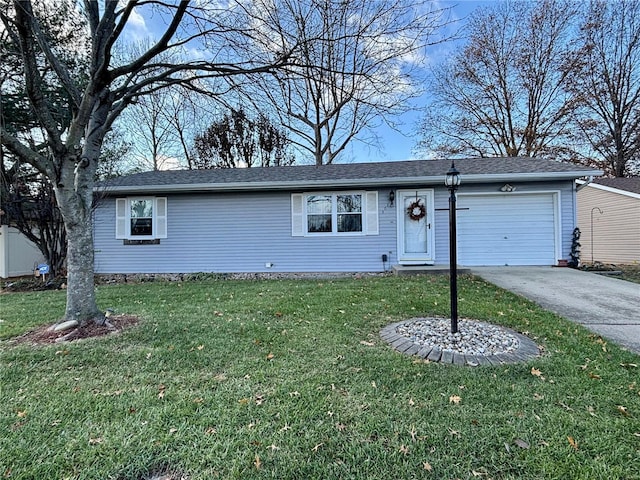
[576,176,594,192]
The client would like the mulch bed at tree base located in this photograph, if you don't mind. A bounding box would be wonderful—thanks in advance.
[10,315,140,346]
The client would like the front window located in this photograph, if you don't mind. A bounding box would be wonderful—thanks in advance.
[306,193,363,234]
[130,199,153,236]
[116,197,167,241]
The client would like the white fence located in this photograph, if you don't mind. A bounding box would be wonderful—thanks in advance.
[0,225,45,278]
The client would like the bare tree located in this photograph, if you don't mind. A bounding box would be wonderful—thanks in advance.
[167,86,206,170]
[193,108,295,168]
[416,0,580,159]
[123,86,178,171]
[95,128,133,180]
[239,0,452,165]
[567,0,640,176]
[0,0,295,325]
[117,43,210,171]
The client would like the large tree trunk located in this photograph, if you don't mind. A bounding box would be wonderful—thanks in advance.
[54,155,103,326]
[62,213,102,325]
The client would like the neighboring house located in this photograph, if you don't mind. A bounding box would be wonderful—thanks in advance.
[94,158,600,274]
[576,177,640,265]
[0,225,45,278]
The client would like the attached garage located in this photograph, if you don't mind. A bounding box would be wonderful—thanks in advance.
[456,192,560,266]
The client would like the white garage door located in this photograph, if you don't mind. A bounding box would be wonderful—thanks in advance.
[456,193,558,266]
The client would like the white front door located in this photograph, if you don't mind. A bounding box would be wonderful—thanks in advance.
[397,189,435,265]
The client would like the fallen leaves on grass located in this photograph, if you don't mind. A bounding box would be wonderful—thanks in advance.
[617,405,630,417]
[513,438,530,449]
[360,340,375,346]
[567,436,579,451]
[254,455,262,470]
[531,367,545,380]
[591,336,608,352]
[449,395,462,404]
[423,462,433,472]
[559,402,573,411]
[279,423,291,432]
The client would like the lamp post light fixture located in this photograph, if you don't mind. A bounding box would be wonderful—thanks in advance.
[445,161,461,334]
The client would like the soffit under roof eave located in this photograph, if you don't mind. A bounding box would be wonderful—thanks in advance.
[95,171,600,195]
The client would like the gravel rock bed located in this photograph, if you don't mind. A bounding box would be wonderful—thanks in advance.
[396,317,520,356]
[95,271,390,284]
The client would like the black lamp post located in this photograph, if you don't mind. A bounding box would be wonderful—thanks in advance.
[445,161,461,334]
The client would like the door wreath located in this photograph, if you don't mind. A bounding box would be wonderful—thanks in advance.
[407,200,426,221]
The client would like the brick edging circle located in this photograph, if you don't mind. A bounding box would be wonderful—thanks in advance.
[380,319,540,366]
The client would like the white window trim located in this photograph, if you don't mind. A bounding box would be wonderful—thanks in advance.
[292,191,378,237]
[115,197,167,240]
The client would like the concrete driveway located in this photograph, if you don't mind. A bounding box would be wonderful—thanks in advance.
[471,267,640,355]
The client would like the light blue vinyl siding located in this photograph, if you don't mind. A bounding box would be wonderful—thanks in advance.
[94,191,397,273]
[93,180,577,273]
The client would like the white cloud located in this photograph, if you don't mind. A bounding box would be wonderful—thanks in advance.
[157,155,184,171]
[121,3,152,43]
[128,8,147,31]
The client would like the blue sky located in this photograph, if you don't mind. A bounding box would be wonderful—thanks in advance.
[353,0,495,163]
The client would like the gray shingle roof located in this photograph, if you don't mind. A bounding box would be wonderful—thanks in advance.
[97,157,600,194]
[593,177,640,195]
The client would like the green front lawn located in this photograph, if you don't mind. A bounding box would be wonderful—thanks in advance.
[1,275,638,479]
